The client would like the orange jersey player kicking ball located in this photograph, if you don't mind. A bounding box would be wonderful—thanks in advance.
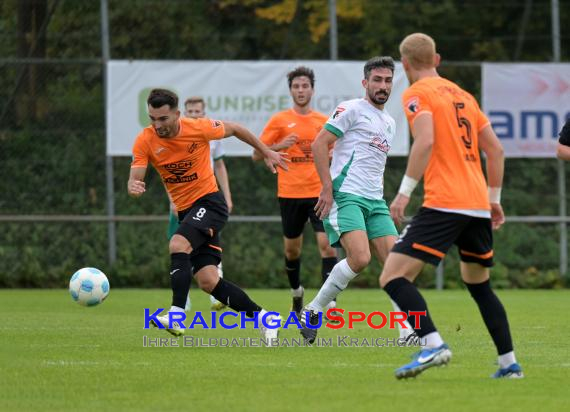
[128,88,287,345]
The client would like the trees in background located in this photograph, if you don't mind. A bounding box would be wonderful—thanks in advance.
[0,0,568,287]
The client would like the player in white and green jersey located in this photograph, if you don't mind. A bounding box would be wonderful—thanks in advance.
[300,56,414,343]
[322,96,396,246]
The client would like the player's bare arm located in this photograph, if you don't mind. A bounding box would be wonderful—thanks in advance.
[391,112,434,225]
[214,159,233,213]
[224,121,288,174]
[557,143,570,161]
[251,133,298,161]
[478,124,505,229]
[557,120,570,160]
[128,167,147,197]
[312,129,337,219]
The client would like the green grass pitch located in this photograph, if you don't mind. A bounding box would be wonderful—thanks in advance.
[1,289,569,411]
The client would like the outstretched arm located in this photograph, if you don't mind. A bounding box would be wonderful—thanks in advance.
[252,134,298,161]
[223,121,288,173]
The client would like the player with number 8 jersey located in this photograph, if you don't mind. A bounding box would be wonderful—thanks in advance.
[128,88,287,344]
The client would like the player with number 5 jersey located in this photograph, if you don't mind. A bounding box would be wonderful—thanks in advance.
[380,33,522,380]
[401,74,491,210]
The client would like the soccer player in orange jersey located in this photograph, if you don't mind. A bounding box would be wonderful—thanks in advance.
[380,34,523,379]
[169,96,232,312]
[252,67,338,318]
[128,89,287,343]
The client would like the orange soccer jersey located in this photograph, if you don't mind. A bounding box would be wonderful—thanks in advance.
[402,77,491,210]
[260,109,327,198]
[131,117,225,211]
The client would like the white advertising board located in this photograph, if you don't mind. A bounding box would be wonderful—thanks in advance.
[482,63,570,157]
[107,60,410,156]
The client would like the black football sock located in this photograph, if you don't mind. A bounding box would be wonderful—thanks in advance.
[383,277,437,338]
[465,279,514,355]
[170,253,192,309]
[210,278,262,318]
[285,257,301,289]
[321,257,338,284]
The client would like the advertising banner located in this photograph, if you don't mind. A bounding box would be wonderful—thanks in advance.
[107,60,410,156]
[482,63,570,157]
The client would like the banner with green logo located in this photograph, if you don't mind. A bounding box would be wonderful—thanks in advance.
[107,60,410,156]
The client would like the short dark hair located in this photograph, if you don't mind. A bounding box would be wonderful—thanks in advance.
[147,88,178,110]
[364,56,395,79]
[287,66,315,89]
[184,96,205,109]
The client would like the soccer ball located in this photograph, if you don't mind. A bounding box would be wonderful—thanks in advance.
[69,267,110,307]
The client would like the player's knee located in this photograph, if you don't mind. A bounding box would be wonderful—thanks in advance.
[193,255,221,293]
[379,269,410,289]
[347,252,370,273]
[379,272,392,289]
[318,243,336,257]
[284,246,301,260]
[169,234,192,254]
[196,272,220,293]
[198,278,218,294]
[464,279,493,300]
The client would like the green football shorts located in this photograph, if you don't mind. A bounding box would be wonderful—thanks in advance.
[323,191,398,247]
[167,210,179,240]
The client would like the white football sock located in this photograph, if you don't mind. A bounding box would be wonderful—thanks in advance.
[390,299,414,339]
[170,305,185,313]
[498,351,517,369]
[291,286,304,297]
[423,331,444,349]
[308,259,358,311]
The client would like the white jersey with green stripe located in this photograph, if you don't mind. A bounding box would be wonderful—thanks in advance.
[209,139,225,169]
[324,98,396,200]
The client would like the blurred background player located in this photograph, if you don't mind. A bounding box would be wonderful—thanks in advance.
[299,57,413,344]
[167,96,232,311]
[556,119,570,160]
[253,67,338,318]
[129,88,286,342]
[381,33,522,379]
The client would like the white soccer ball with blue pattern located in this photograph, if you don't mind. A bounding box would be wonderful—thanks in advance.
[69,267,110,307]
